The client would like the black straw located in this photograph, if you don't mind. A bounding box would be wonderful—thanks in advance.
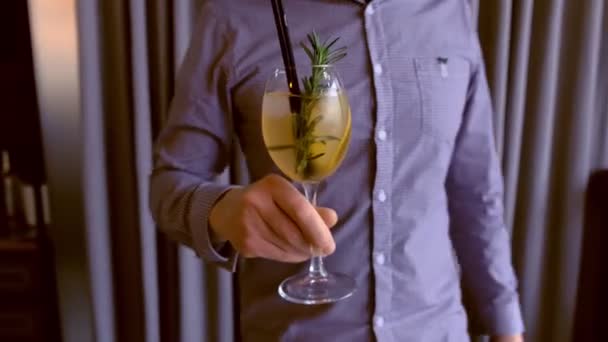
[270,0,302,102]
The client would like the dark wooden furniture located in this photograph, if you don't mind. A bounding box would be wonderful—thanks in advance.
[572,170,608,341]
[0,235,61,342]
[0,1,62,341]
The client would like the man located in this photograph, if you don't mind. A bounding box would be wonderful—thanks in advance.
[150,0,525,341]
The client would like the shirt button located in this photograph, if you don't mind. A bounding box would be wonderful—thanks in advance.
[375,253,385,265]
[374,316,385,328]
[365,6,375,16]
[377,129,387,141]
[377,190,387,202]
[373,63,383,75]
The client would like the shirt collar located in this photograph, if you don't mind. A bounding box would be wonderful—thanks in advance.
[349,0,388,6]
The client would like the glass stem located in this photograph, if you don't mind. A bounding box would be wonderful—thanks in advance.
[302,182,328,278]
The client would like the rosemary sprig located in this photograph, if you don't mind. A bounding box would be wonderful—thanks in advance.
[268,32,347,177]
[301,33,348,67]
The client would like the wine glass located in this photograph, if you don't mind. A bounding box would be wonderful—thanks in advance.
[261,65,355,304]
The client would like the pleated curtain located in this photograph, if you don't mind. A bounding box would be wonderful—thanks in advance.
[472,1,608,341]
[72,0,607,341]
[79,1,238,341]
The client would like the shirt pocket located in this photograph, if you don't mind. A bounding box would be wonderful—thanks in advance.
[414,56,470,145]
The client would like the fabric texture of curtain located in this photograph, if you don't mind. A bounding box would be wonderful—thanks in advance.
[471,1,608,341]
[73,0,607,341]
[82,0,237,341]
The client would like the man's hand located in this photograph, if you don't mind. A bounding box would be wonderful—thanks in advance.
[490,335,524,342]
[209,174,338,262]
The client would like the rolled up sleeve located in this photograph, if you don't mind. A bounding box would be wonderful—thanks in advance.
[149,3,238,272]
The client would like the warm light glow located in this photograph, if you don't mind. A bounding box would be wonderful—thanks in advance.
[27,0,79,116]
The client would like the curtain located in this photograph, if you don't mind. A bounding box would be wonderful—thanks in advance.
[77,0,238,341]
[471,1,608,341]
[40,0,607,341]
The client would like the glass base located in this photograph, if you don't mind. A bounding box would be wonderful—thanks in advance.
[278,272,356,305]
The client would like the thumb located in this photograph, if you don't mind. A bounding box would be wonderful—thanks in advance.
[316,207,338,228]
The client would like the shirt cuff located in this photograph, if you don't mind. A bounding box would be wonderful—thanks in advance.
[188,182,241,272]
[479,296,525,336]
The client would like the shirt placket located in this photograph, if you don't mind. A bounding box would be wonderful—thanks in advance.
[364,1,395,341]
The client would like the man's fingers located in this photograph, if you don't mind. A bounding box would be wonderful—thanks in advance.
[250,233,309,263]
[265,176,335,255]
[262,237,310,263]
[316,207,338,228]
[257,202,311,255]
[252,204,309,256]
